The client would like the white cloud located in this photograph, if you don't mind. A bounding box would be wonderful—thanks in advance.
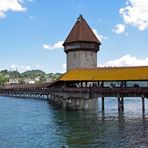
[112,24,126,34]
[92,29,108,41]
[43,40,64,50]
[0,0,32,18]
[99,55,148,67]
[10,64,31,72]
[119,0,148,31]
[63,63,66,72]
[35,64,44,69]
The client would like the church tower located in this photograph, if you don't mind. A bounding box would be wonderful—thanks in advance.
[63,15,101,71]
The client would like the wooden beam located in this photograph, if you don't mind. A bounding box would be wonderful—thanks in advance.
[102,97,104,111]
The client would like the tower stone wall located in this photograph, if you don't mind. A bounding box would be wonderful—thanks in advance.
[67,50,97,70]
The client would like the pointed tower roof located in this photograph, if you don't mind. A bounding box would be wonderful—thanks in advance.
[63,15,101,46]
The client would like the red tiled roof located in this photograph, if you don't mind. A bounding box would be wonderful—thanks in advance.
[63,15,101,45]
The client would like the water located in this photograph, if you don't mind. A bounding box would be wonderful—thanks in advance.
[0,96,148,148]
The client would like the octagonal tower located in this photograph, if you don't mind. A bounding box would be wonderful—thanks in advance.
[63,15,101,71]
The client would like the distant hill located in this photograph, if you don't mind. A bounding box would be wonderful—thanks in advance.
[0,69,63,85]
[21,70,46,79]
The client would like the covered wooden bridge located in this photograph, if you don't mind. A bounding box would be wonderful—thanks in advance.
[0,82,52,99]
[0,66,148,111]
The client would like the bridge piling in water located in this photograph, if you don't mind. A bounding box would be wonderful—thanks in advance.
[142,97,145,113]
[102,97,105,111]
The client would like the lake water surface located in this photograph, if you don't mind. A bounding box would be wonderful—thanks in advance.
[0,96,148,148]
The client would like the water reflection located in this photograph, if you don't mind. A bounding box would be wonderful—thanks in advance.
[53,98,148,147]
[0,97,148,147]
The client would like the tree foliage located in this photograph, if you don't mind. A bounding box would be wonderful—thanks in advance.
[0,69,62,85]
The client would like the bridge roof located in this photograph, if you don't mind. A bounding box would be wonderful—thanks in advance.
[59,66,148,81]
[63,15,101,46]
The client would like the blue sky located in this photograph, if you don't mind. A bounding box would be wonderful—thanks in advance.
[0,0,148,73]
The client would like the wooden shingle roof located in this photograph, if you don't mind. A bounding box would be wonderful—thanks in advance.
[63,15,101,46]
[59,66,148,81]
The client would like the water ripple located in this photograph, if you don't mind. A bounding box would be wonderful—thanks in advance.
[0,96,148,147]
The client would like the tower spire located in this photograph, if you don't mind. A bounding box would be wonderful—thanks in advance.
[77,14,83,22]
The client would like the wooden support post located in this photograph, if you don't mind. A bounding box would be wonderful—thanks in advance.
[125,81,127,88]
[118,97,121,112]
[97,81,100,87]
[142,97,145,113]
[85,82,87,88]
[81,82,83,88]
[121,97,124,111]
[102,97,104,111]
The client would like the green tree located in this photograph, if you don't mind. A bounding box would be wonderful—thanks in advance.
[0,74,9,85]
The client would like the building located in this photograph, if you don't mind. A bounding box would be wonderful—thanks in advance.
[63,15,101,71]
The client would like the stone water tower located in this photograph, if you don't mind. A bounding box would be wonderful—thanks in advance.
[63,15,101,71]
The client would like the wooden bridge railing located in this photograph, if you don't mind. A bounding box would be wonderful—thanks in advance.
[0,87,148,98]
